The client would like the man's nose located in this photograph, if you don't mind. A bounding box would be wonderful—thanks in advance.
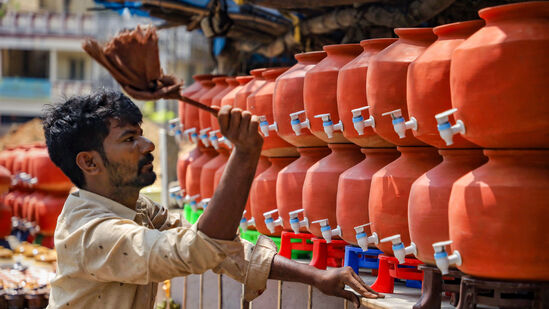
[139,136,155,153]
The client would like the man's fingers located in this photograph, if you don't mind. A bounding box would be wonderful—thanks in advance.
[351,271,384,297]
[338,289,361,308]
[227,108,243,137]
[239,111,252,137]
[249,115,260,135]
[218,105,232,134]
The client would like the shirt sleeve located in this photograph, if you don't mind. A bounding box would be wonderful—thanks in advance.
[76,211,277,301]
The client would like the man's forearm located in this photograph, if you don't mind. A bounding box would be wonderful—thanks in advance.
[198,147,261,240]
[268,254,322,285]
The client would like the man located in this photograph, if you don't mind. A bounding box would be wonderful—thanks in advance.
[43,89,382,308]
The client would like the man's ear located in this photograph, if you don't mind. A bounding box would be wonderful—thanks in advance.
[75,151,103,176]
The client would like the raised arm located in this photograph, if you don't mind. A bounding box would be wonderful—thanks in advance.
[197,105,263,240]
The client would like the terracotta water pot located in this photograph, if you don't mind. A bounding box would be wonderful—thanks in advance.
[276,146,331,231]
[336,148,400,245]
[0,165,10,194]
[304,44,363,144]
[337,39,396,148]
[179,74,213,128]
[367,28,436,146]
[449,1,549,148]
[369,146,441,255]
[449,150,549,280]
[223,76,252,107]
[200,148,231,200]
[185,79,214,138]
[35,194,66,236]
[241,156,271,226]
[2,146,17,173]
[0,201,10,237]
[235,69,267,110]
[210,77,238,133]
[408,149,487,265]
[273,51,327,147]
[185,147,218,202]
[247,67,299,157]
[177,146,202,195]
[250,157,297,236]
[199,77,228,139]
[407,21,484,148]
[31,148,72,193]
[303,143,364,237]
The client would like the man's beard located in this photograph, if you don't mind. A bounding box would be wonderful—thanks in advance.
[105,153,156,189]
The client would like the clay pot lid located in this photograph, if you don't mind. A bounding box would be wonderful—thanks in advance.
[236,75,253,85]
[250,68,268,79]
[200,80,215,87]
[226,77,239,86]
[359,38,398,51]
[212,77,228,85]
[193,74,213,81]
[394,28,437,43]
[479,1,549,23]
[295,51,327,64]
[323,43,363,56]
[433,20,485,38]
[262,67,290,80]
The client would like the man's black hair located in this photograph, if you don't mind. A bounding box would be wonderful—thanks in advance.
[42,89,142,188]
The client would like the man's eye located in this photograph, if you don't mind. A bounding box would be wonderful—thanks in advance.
[125,137,135,142]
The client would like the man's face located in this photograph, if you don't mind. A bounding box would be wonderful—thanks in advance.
[100,119,156,190]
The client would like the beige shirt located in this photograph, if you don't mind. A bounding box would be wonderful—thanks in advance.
[47,189,277,308]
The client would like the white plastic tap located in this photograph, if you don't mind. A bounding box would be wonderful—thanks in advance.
[240,210,255,231]
[208,130,232,150]
[288,209,309,234]
[380,234,417,264]
[263,209,283,233]
[382,109,417,139]
[169,185,184,207]
[432,240,462,275]
[289,110,310,136]
[199,128,212,147]
[314,113,343,139]
[353,223,379,251]
[168,118,180,135]
[312,219,341,243]
[198,198,211,209]
[351,106,375,135]
[185,194,201,211]
[435,108,466,146]
[258,116,278,137]
[184,128,199,144]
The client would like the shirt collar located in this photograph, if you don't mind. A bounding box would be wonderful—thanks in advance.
[76,189,137,221]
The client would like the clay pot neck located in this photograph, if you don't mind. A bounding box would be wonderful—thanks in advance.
[361,147,399,156]
[479,1,549,24]
[483,149,549,164]
[202,147,219,155]
[360,38,397,52]
[263,67,290,81]
[396,146,440,159]
[394,28,437,44]
[225,78,238,86]
[438,149,487,164]
[200,80,215,87]
[212,77,228,86]
[193,74,213,81]
[295,51,327,64]
[433,20,485,39]
[327,143,361,154]
[236,76,253,85]
[268,157,297,168]
[323,43,363,57]
[297,146,331,158]
[250,68,267,78]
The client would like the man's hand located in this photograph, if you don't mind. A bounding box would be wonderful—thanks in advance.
[269,255,383,308]
[314,266,384,308]
[217,105,263,154]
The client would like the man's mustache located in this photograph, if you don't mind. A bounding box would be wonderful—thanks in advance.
[138,153,154,170]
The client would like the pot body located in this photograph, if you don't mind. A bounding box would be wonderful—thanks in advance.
[449,150,549,280]
[235,69,267,110]
[337,39,396,148]
[303,143,364,237]
[450,2,549,148]
[185,81,214,132]
[223,76,252,108]
[35,194,66,236]
[179,74,212,128]
[276,146,331,231]
[31,148,72,193]
[200,149,230,200]
[304,44,363,144]
[0,165,10,194]
[407,21,484,148]
[200,77,227,133]
[336,148,399,245]
[369,146,442,254]
[185,148,218,198]
[177,146,202,193]
[367,28,437,146]
[243,156,271,223]
[250,157,297,236]
[273,52,327,147]
[210,78,237,132]
[408,149,487,264]
[0,201,11,237]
